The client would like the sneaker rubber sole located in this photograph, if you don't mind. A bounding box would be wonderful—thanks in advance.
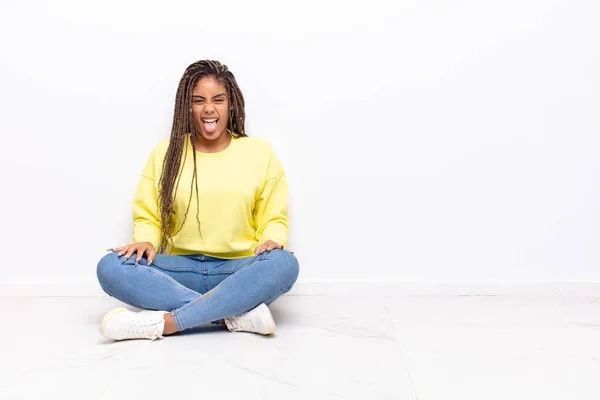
[99,307,128,336]
[258,303,277,335]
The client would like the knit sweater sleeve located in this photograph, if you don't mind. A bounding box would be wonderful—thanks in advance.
[131,145,163,251]
[253,145,290,248]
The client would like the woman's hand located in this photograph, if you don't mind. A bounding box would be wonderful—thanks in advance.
[254,240,283,255]
[109,242,156,265]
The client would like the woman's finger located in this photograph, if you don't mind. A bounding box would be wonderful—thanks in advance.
[123,244,138,260]
[135,247,145,263]
[147,248,156,265]
[117,245,130,256]
[255,244,264,255]
[266,241,282,252]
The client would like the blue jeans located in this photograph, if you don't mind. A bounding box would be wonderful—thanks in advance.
[96,249,299,331]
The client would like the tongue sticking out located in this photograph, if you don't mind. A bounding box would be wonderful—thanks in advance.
[203,120,217,133]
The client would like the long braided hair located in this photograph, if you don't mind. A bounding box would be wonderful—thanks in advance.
[156,60,247,254]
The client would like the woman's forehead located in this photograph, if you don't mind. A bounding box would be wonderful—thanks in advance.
[193,76,227,94]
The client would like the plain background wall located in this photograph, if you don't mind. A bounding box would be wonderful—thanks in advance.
[0,0,598,287]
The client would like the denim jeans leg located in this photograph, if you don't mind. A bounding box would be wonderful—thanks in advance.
[171,249,299,331]
[96,252,202,311]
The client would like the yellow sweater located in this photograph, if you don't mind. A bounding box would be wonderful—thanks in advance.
[132,134,289,259]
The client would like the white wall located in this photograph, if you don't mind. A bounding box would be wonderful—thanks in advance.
[0,0,598,286]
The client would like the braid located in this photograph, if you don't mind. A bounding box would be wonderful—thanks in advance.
[156,60,247,254]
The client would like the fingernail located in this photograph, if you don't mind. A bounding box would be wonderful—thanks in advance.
[106,248,112,252]
[134,261,139,266]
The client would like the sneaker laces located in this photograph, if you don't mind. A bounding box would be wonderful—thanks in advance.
[127,317,164,340]
[227,311,256,331]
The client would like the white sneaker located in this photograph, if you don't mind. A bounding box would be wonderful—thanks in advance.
[224,303,276,335]
[99,307,167,341]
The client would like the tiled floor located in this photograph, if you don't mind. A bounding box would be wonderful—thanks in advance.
[1,294,599,399]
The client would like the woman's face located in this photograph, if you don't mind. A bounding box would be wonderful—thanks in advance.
[191,76,230,141]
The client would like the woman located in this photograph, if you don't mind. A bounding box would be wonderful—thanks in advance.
[96,60,299,341]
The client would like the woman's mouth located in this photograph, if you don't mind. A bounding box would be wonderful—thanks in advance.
[201,118,218,133]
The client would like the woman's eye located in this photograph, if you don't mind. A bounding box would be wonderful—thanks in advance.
[215,99,224,103]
